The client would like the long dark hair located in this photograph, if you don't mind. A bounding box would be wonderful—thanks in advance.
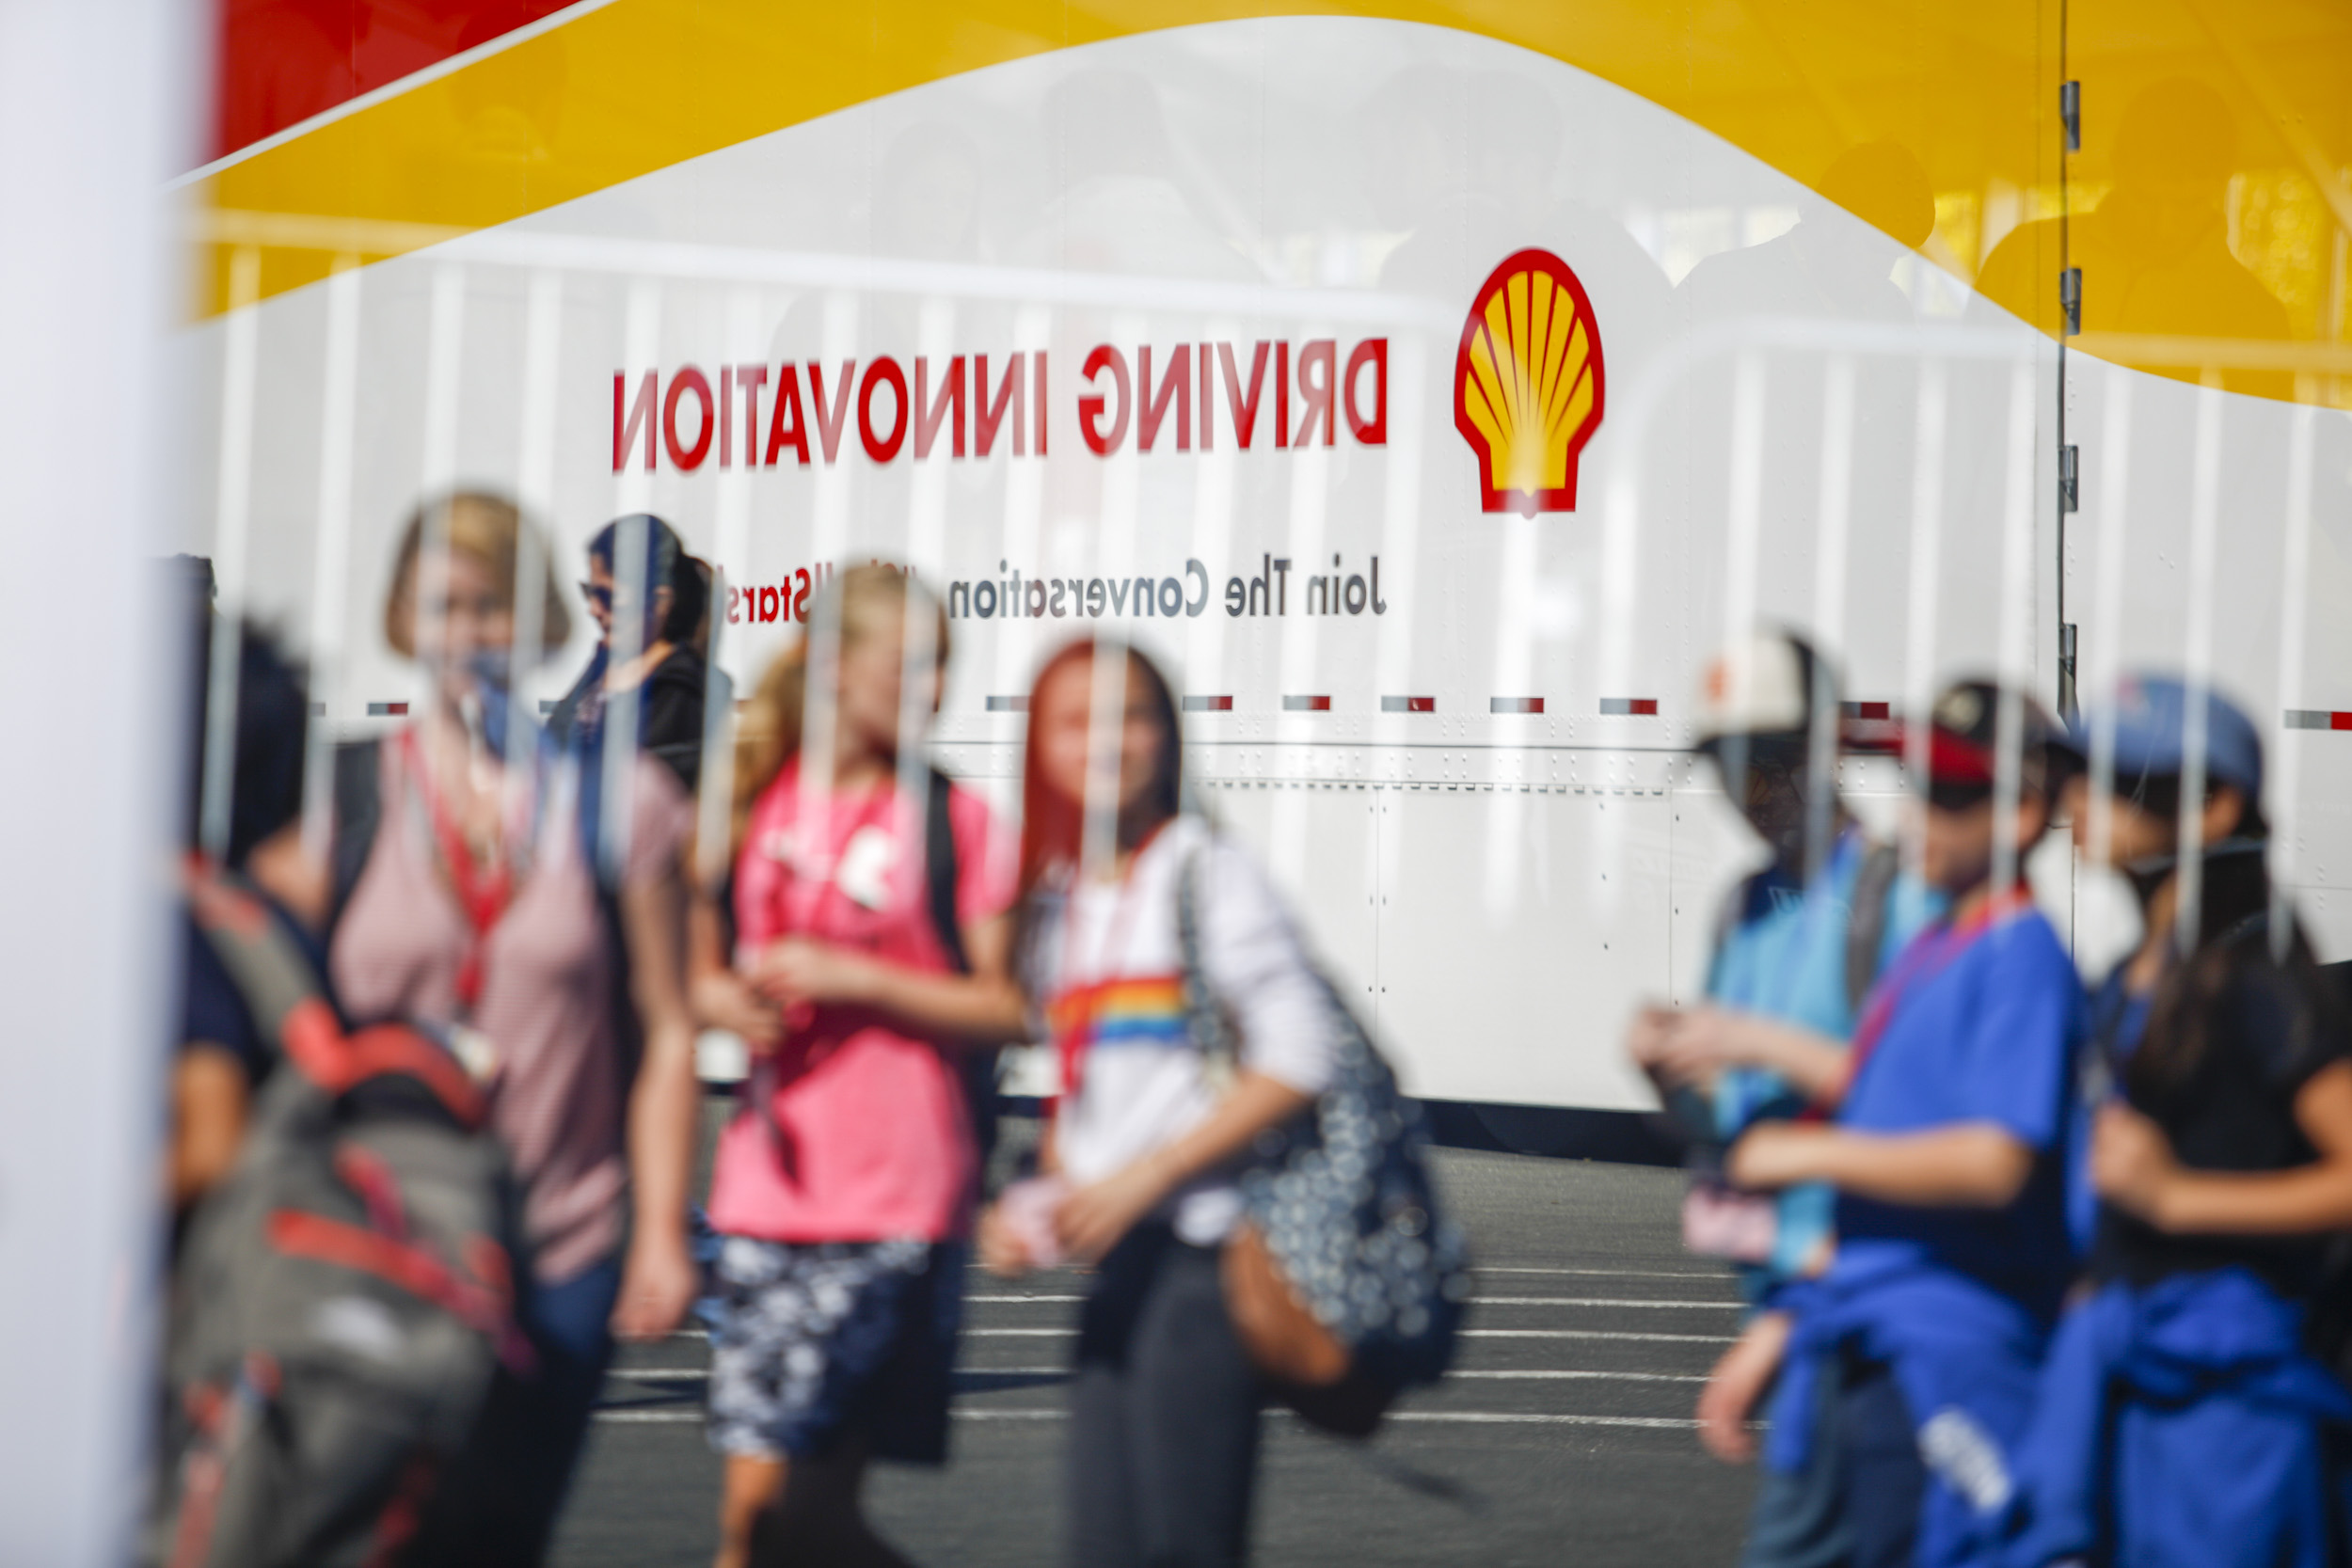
[2128,845,2352,1103]
[1015,638,1183,913]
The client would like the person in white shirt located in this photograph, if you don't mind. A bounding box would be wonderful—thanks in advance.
[981,638,1340,1568]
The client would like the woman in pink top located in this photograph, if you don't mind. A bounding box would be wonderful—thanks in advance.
[686,564,1027,1568]
[326,494,703,1567]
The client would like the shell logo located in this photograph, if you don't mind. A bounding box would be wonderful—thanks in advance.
[1454,249,1607,516]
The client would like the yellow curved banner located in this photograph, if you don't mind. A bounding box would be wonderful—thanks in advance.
[194,0,2352,407]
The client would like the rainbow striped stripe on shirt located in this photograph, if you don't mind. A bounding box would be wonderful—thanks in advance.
[1047,974,1191,1100]
[1048,974,1189,1052]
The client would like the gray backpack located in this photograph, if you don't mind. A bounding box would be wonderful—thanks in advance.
[147,869,526,1568]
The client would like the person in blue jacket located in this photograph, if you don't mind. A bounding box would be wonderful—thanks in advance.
[1629,631,1941,1568]
[1999,675,2352,1568]
[1726,679,2087,1568]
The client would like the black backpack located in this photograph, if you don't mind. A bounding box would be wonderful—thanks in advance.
[148,867,524,1568]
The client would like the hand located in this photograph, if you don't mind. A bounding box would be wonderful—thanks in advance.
[1625,1003,1683,1076]
[691,969,784,1048]
[977,1202,1031,1279]
[1649,1007,1772,1089]
[749,937,882,1008]
[1696,1313,1790,1465]
[1055,1156,1174,1266]
[2090,1102,2180,1226]
[612,1234,699,1341]
[1726,1122,1832,1193]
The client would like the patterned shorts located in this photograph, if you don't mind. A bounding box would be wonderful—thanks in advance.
[706,1237,962,1465]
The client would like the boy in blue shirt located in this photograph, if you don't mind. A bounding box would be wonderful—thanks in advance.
[1725,680,2087,1568]
[1629,632,1939,1568]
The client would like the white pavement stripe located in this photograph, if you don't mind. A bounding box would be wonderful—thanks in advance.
[1477,1298,1741,1309]
[1463,1329,1735,1344]
[970,1265,1728,1282]
[609,1367,1702,1387]
[968,1294,1740,1309]
[1387,1413,1698,1430]
[969,1326,1740,1342]
[1451,1370,1706,1383]
[597,1409,1701,1429]
[1479,1267,1729,1280]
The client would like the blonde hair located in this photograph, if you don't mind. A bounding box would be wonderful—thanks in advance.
[730,564,949,853]
[382,491,572,658]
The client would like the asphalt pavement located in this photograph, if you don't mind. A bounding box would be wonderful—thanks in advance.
[553,1141,1758,1568]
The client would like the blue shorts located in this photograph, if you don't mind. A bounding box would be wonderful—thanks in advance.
[706,1237,961,1465]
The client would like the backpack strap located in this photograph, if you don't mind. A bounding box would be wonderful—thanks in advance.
[186,863,486,1127]
[185,866,328,1050]
[1173,841,1242,1077]
[924,766,970,974]
[1844,842,1903,1017]
[924,765,1004,1179]
[327,738,383,941]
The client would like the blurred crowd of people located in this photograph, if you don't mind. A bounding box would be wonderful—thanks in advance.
[153,496,1352,1568]
[151,490,2352,1568]
[1630,631,2352,1568]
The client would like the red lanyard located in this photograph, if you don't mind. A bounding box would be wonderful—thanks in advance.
[1836,882,2035,1105]
[403,729,517,1014]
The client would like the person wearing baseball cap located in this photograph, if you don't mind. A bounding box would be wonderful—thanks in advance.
[1628,631,1942,1563]
[1724,676,2087,1568]
[1998,676,2352,1568]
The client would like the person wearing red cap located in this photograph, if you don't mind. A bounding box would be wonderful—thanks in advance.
[1724,680,2088,1568]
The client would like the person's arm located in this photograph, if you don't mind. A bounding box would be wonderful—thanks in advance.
[1054,844,1332,1262]
[1054,1069,1314,1263]
[2096,1061,2352,1236]
[744,913,1031,1047]
[686,888,780,1045]
[169,1047,250,1208]
[1727,1119,2033,1208]
[1696,1310,1788,1465]
[1645,1008,1851,1103]
[612,863,703,1341]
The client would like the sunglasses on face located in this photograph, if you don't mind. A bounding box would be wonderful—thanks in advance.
[580,580,613,610]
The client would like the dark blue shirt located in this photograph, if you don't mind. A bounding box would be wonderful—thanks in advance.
[179,894,328,1085]
[1833,904,2088,1323]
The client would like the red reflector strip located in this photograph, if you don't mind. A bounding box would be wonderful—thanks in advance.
[1842,701,1893,720]
[1283,695,1332,712]
[1600,698,1659,716]
[1183,695,1234,712]
[265,1211,504,1335]
[1491,697,1545,715]
[986,696,1029,712]
[368,702,409,717]
[2284,710,2352,732]
[1382,696,1436,713]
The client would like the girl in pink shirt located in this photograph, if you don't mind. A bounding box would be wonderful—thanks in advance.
[686,565,1027,1568]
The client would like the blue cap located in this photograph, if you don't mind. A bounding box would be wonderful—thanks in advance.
[2068,673,2264,801]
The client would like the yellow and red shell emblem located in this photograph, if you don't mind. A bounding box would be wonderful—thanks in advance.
[1454,249,1607,516]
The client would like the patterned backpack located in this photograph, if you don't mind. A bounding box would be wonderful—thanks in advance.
[1176,845,1472,1436]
